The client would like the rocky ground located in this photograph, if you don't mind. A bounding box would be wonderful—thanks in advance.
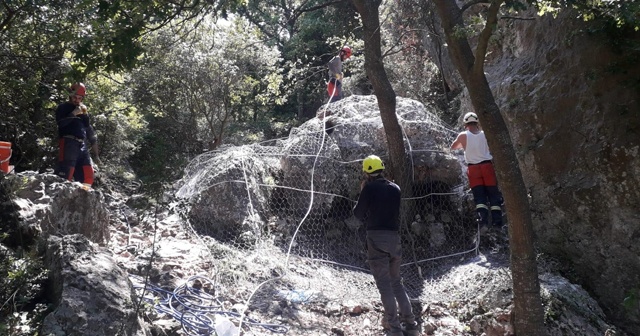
[99,175,619,336]
[4,170,624,336]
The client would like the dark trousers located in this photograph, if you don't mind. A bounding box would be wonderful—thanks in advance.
[54,138,94,185]
[366,230,415,333]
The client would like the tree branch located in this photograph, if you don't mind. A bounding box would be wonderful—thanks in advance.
[382,28,422,58]
[238,4,284,48]
[472,0,502,76]
[297,0,345,15]
[461,0,489,12]
[0,0,28,32]
[287,0,345,37]
[500,15,535,21]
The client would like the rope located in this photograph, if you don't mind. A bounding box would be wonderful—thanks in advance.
[236,83,334,333]
[328,78,339,103]
[169,93,481,330]
[129,274,288,335]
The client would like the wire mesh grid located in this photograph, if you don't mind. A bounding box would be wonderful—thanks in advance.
[175,95,478,311]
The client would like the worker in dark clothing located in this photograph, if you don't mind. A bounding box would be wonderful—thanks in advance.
[327,46,352,102]
[353,155,420,336]
[54,82,99,188]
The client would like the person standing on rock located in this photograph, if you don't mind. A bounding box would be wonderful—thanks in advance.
[54,82,100,188]
[353,155,420,336]
[450,112,503,231]
[327,46,352,103]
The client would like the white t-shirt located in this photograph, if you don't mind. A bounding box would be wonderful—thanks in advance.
[464,130,493,164]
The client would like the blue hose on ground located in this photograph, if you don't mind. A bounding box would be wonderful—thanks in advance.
[130,274,289,335]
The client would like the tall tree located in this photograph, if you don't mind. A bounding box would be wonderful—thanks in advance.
[129,16,283,187]
[431,0,544,334]
[0,0,228,171]
[350,0,408,188]
[235,0,360,120]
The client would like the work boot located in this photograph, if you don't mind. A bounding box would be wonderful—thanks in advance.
[490,208,503,227]
[386,320,403,336]
[381,317,390,331]
[386,329,403,336]
[477,209,489,228]
[403,321,421,336]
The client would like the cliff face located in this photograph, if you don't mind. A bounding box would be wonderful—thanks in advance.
[459,10,640,333]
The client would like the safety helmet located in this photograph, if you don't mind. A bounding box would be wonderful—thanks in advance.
[362,155,384,174]
[69,82,86,97]
[463,112,479,124]
[341,46,352,58]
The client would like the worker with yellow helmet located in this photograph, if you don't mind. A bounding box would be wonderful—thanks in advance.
[353,155,420,336]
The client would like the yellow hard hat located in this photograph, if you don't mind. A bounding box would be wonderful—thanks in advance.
[362,155,385,174]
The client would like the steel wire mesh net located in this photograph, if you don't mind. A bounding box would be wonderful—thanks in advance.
[175,95,478,309]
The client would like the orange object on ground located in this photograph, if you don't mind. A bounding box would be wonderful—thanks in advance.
[0,141,11,173]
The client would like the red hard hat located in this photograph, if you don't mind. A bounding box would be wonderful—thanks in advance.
[69,82,86,97]
[341,46,352,58]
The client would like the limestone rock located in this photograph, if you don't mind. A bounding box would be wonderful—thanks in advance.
[41,234,150,336]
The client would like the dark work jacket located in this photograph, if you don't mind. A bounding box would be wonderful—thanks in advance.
[353,176,401,231]
[55,102,97,145]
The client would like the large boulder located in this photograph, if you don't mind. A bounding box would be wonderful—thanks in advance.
[11,172,109,245]
[280,117,348,215]
[176,146,280,246]
[322,95,461,186]
[175,95,470,264]
[41,234,149,336]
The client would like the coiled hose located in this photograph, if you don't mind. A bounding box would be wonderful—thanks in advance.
[130,274,289,335]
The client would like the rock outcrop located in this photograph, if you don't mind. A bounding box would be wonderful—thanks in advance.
[176,95,467,253]
[441,8,640,333]
[41,234,149,336]
[12,172,110,245]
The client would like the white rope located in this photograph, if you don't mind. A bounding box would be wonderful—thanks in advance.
[239,151,256,220]
[238,85,336,334]
[170,93,482,333]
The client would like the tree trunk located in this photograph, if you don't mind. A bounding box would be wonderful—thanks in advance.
[351,0,408,188]
[431,0,545,334]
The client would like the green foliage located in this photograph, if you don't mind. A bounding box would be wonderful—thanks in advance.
[0,248,49,335]
[0,0,67,171]
[0,0,224,173]
[83,73,146,165]
[237,0,361,118]
[536,1,640,31]
[0,0,363,180]
[130,116,190,193]
[128,15,285,189]
[0,177,48,335]
[383,0,456,116]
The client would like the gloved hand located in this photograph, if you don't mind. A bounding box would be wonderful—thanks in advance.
[73,104,88,116]
[335,73,343,81]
